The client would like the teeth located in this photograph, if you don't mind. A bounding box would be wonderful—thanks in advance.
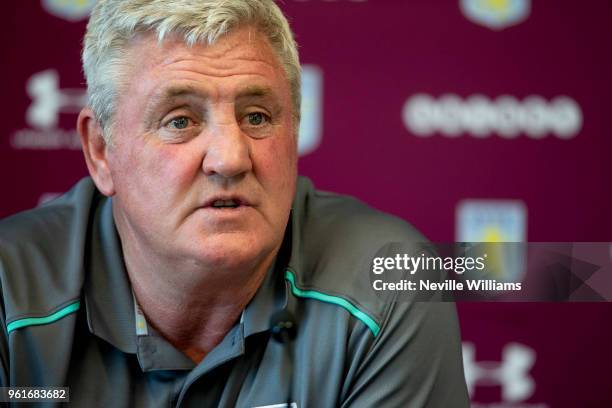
[212,199,238,208]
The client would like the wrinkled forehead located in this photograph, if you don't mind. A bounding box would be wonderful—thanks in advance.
[123,25,281,74]
[113,27,290,102]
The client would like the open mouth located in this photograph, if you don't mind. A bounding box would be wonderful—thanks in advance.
[203,194,252,211]
[211,199,240,209]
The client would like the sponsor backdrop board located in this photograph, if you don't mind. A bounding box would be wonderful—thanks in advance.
[2,1,611,406]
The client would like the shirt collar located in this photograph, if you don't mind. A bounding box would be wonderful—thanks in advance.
[242,242,291,338]
[83,195,138,353]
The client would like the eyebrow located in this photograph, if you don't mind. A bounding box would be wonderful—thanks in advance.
[236,85,276,100]
[141,86,200,123]
[142,84,281,124]
[150,84,276,102]
[147,85,203,108]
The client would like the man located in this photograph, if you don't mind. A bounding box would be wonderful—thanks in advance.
[0,0,469,406]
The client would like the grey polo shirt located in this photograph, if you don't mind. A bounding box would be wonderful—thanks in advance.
[0,176,469,407]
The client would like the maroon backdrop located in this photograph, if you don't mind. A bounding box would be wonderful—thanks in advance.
[2,1,611,407]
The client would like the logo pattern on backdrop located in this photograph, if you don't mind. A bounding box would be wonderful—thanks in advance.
[298,65,323,156]
[403,94,582,139]
[42,0,96,22]
[460,0,531,30]
[456,200,527,283]
[12,70,83,150]
[463,342,547,407]
[26,70,86,130]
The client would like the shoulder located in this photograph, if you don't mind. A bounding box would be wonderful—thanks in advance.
[293,176,426,245]
[287,176,429,336]
[288,178,469,405]
[0,178,98,324]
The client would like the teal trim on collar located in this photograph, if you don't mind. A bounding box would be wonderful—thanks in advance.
[284,270,380,337]
[7,300,81,334]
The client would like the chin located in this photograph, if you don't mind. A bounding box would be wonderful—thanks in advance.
[190,233,276,272]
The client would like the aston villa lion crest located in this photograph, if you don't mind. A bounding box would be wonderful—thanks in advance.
[42,0,96,22]
[460,0,531,30]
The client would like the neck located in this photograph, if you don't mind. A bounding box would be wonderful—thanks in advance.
[116,223,275,364]
[132,269,266,363]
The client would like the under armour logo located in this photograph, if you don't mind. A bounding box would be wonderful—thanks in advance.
[26,70,87,129]
[463,342,535,402]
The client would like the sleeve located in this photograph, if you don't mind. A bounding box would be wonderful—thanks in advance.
[340,299,470,407]
[0,278,9,386]
[0,233,14,386]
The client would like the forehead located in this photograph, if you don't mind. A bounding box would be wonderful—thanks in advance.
[119,26,290,103]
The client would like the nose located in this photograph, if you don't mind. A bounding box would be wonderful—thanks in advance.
[202,118,252,179]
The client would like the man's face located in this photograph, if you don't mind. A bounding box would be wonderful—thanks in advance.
[105,26,297,273]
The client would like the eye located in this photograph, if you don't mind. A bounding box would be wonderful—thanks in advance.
[167,116,191,130]
[246,112,269,126]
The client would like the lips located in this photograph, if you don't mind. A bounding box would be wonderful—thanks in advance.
[212,199,238,208]
[202,195,252,209]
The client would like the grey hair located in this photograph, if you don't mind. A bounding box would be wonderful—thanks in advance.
[82,0,301,143]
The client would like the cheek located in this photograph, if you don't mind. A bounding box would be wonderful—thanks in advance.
[109,140,204,209]
[253,135,297,224]
[256,134,296,183]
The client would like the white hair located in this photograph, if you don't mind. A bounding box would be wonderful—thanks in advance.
[82,0,301,142]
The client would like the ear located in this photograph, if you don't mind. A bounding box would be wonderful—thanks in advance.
[77,107,116,196]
